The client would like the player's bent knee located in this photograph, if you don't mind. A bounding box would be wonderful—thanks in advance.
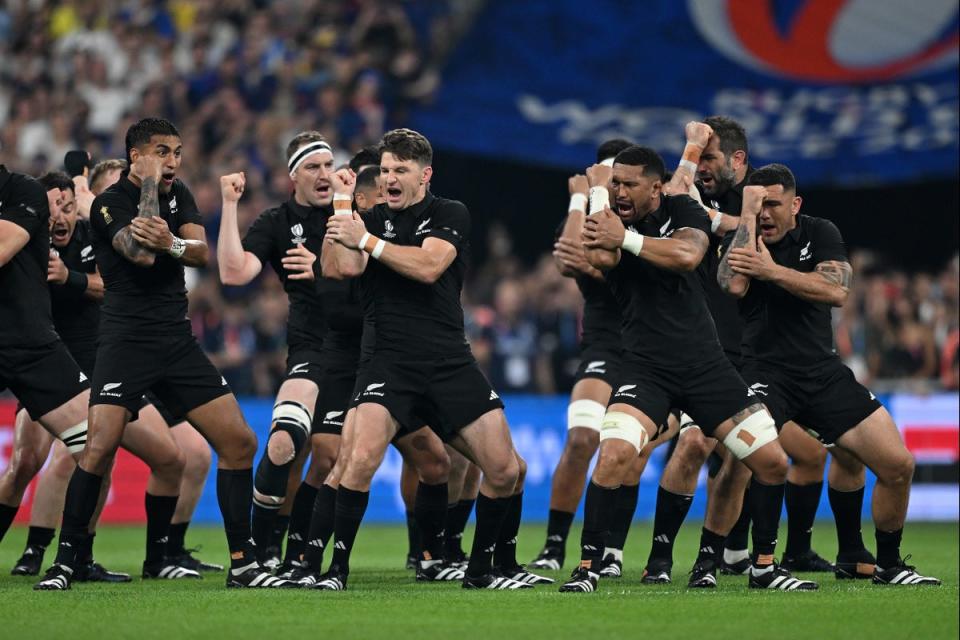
[567,399,606,433]
[483,456,520,494]
[267,430,296,465]
[599,411,649,456]
[566,428,600,462]
[882,453,915,486]
[270,400,312,464]
[515,454,527,486]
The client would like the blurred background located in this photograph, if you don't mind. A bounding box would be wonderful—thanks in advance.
[0,0,957,523]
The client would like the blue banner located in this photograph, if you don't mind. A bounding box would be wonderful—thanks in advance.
[411,0,959,186]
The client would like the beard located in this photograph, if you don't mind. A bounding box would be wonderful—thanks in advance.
[699,164,737,197]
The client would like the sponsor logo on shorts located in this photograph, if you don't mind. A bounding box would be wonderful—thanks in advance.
[868,390,877,401]
[615,384,637,398]
[323,410,344,425]
[489,390,499,401]
[383,220,396,239]
[748,382,768,397]
[290,362,310,374]
[291,223,305,244]
[221,376,228,386]
[799,241,812,262]
[101,382,123,398]
[79,371,87,383]
[415,217,432,236]
[362,382,386,397]
[584,360,606,374]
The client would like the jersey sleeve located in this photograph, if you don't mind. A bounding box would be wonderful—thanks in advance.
[669,194,711,236]
[425,200,470,250]
[810,218,847,264]
[173,183,202,228]
[241,210,277,264]
[0,178,48,237]
[90,191,136,243]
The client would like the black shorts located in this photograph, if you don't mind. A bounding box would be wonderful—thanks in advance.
[142,391,188,426]
[64,339,98,378]
[285,349,325,388]
[312,350,361,436]
[1,341,89,420]
[90,334,231,422]
[609,355,756,438]
[574,344,622,387]
[740,360,882,445]
[351,355,504,442]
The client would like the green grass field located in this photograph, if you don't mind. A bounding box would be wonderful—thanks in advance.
[0,522,956,639]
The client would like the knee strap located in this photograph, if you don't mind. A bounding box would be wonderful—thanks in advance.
[272,400,312,454]
[567,399,606,432]
[599,411,649,454]
[723,410,778,460]
[59,421,88,454]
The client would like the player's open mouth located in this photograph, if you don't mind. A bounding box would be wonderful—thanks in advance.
[386,186,402,200]
[759,222,777,235]
[52,225,70,241]
[161,173,175,187]
[615,200,634,217]
[315,183,330,197]
[698,174,714,188]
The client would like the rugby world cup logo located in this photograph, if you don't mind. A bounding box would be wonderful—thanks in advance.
[688,0,958,83]
[291,223,305,244]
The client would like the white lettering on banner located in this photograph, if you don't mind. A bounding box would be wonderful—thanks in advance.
[517,81,958,162]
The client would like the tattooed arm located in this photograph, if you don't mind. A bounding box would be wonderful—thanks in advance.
[717,213,756,297]
[767,260,851,307]
[111,176,159,267]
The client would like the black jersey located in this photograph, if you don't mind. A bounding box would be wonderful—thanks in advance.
[576,274,622,350]
[0,166,58,348]
[50,219,99,349]
[359,192,472,359]
[242,198,361,352]
[90,172,202,337]
[696,167,753,358]
[605,194,721,366]
[726,214,848,372]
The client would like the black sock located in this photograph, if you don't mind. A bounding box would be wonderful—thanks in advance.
[53,468,103,570]
[606,483,639,551]
[697,527,726,563]
[494,492,523,570]
[78,532,95,565]
[749,478,785,565]
[784,481,822,557]
[828,486,867,555]
[875,528,903,569]
[444,498,474,556]
[466,494,510,577]
[167,521,189,556]
[284,481,319,564]
[544,509,575,552]
[271,515,290,550]
[144,493,178,565]
[304,484,337,571]
[725,486,751,552]
[414,481,448,561]
[330,485,369,575]
[580,481,618,572]
[647,486,693,565]
[0,503,17,542]
[251,505,278,560]
[26,525,56,550]
[215,468,256,570]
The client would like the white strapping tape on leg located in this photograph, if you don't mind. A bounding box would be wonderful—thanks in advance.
[599,411,649,454]
[59,420,88,454]
[272,401,312,437]
[253,489,285,509]
[722,410,778,460]
[567,399,607,432]
[678,412,699,434]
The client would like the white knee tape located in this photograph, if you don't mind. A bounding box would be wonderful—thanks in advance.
[253,489,285,509]
[599,411,649,454]
[567,399,606,432]
[678,412,699,434]
[59,421,88,454]
[723,410,778,460]
[272,400,312,437]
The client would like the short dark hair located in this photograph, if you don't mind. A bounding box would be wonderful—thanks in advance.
[285,131,327,163]
[125,117,180,163]
[596,138,633,164]
[38,171,74,193]
[349,145,381,173]
[613,145,665,180]
[356,165,379,190]
[703,115,748,159]
[379,128,432,165]
[748,163,797,192]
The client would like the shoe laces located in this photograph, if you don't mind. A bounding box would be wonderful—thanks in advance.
[897,554,917,571]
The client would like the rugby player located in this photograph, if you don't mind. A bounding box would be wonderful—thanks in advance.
[34,118,290,590]
[558,146,815,592]
[323,128,545,590]
[719,163,939,586]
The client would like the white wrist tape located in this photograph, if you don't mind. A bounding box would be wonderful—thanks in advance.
[711,212,724,233]
[599,411,650,454]
[359,232,371,250]
[679,159,698,174]
[567,399,607,432]
[722,410,778,460]
[568,193,588,213]
[167,236,186,258]
[333,193,353,215]
[589,186,609,215]
[371,239,386,259]
[621,230,644,256]
[600,157,615,167]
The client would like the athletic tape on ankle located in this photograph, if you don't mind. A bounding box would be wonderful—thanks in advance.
[59,420,88,454]
[599,411,649,454]
[567,399,606,432]
[722,410,778,460]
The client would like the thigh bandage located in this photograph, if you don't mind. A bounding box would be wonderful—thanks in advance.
[567,399,606,432]
[722,410,778,460]
[599,411,649,454]
[678,412,699,434]
[59,421,88,454]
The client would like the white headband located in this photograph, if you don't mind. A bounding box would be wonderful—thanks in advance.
[288,141,333,177]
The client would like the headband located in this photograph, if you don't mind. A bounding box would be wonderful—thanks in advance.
[288,141,333,176]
